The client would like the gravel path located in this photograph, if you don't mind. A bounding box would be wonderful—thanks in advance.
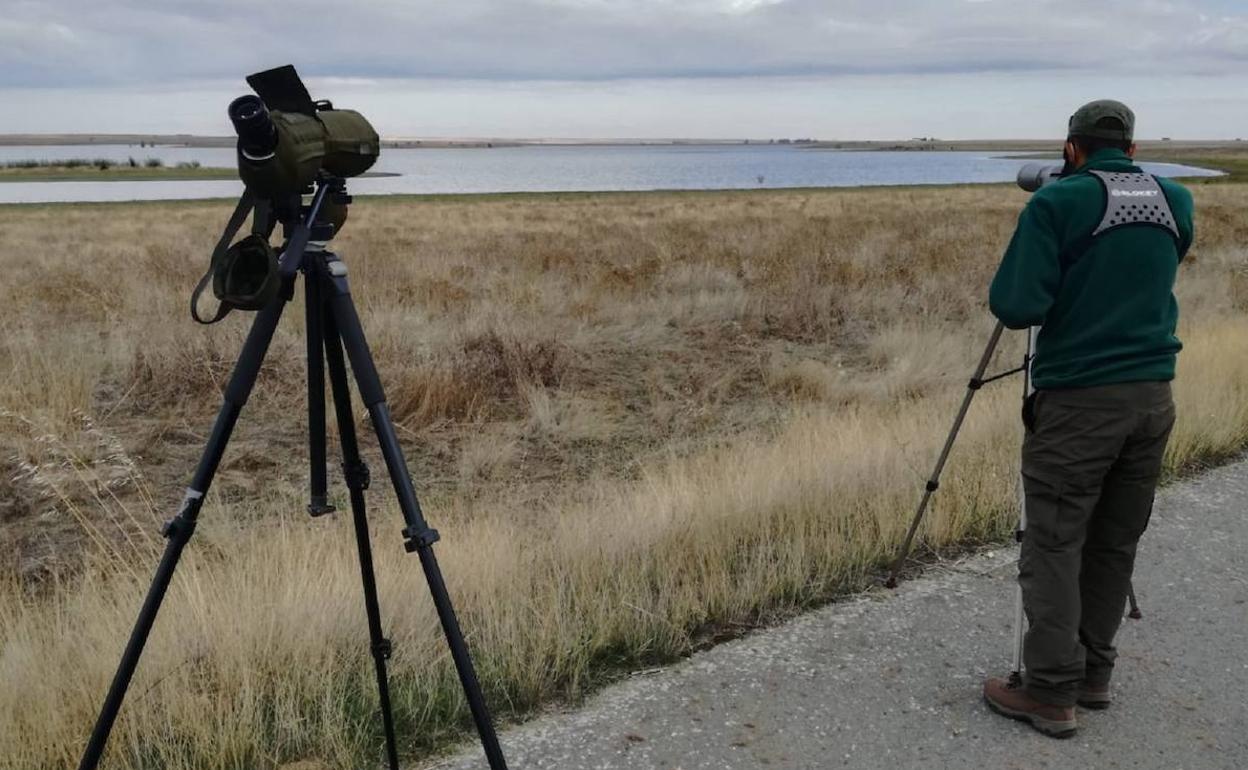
[427,459,1248,770]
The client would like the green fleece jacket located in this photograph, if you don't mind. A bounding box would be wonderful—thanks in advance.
[989,149,1195,389]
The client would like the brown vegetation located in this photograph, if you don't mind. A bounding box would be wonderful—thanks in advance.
[1,180,1246,768]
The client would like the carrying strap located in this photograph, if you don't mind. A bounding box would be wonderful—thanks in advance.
[191,190,257,324]
[1088,170,1180,241]
[1061,170,1180,266]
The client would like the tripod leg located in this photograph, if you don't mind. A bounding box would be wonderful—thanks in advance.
[886,322,1007,588]
[1127,583,1142,620]
[322,298,401,770]
[1008,585,1026,687]
[306,263,335,516]
[78,290,292,770]
[1009,326,1038,685]
[323,258,509,770]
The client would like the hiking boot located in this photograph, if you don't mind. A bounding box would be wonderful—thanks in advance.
[1077,681,1111,710]
[982,676,1077,739]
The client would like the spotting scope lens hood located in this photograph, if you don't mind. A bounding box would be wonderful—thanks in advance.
[228,95,277,159]
[1017,163,1063,193]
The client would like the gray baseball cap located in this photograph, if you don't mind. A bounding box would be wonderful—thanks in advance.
[1068,99,1135,142]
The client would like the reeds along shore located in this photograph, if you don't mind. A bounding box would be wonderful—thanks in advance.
[2,182,1247,768]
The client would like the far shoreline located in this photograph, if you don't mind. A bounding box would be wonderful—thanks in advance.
[0,133,785,149]
[1,133,1242,153]
[0,167,400,184]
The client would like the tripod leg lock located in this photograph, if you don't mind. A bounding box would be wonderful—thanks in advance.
[402,526,441,552]
[925,480,940,493]
[162,488,204,542]
[372,637,393,661]
[343,461,371,491]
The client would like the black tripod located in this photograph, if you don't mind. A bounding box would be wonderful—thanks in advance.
[77,178,509,770]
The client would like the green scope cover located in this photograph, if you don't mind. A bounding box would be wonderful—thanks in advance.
[237,109,380,196]
[319,109,380,178]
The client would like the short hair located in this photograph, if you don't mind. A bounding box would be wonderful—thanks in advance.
[1069,117,1132,154]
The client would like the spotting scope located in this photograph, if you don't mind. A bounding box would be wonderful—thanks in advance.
[1016,163,1063,192]
[227,65,380,197]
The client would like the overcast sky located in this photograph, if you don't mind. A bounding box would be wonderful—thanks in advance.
[2,0,1246,139]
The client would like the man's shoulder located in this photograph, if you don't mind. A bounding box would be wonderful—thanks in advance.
[1027,172,1102,212]
[1156,176,1194,209]
[1033,169,1190,209]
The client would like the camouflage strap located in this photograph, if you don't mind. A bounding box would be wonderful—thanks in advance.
[191,191,255,324]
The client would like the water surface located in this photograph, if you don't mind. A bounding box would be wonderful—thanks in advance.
[0,144,1221,204]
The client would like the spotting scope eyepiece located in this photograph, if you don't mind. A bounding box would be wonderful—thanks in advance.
[1016,163,1063,193]
[228,95,277,160]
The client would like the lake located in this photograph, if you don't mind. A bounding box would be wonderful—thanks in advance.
[0,143,1222,204]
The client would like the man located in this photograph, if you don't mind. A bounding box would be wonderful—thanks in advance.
[982,100,1195,738]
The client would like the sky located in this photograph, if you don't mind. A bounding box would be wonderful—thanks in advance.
[1,0,1246,140]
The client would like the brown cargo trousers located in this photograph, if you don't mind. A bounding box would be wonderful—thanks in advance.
[1019,381,1176,706]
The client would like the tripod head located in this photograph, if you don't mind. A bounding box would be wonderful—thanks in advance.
[191,173,352,325]
[273,174,353,246]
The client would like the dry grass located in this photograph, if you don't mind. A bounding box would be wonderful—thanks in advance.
[1,180,1247,769]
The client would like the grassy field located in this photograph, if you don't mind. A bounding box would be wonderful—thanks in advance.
[1,178,1247,769]
[0,159,234,183]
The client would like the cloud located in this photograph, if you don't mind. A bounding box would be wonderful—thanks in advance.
[2,0,1245,89]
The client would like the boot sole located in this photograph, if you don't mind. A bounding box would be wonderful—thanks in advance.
[1076,696,1111,711]
[984,693,1077,739]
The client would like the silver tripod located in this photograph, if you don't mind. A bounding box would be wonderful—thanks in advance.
[1008,327,1038,685]
[883,322,1141,681]
[1007,327,1142,684]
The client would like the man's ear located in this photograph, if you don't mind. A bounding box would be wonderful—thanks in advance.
[1063,139,1080,168]
[1126,142,1137,158]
